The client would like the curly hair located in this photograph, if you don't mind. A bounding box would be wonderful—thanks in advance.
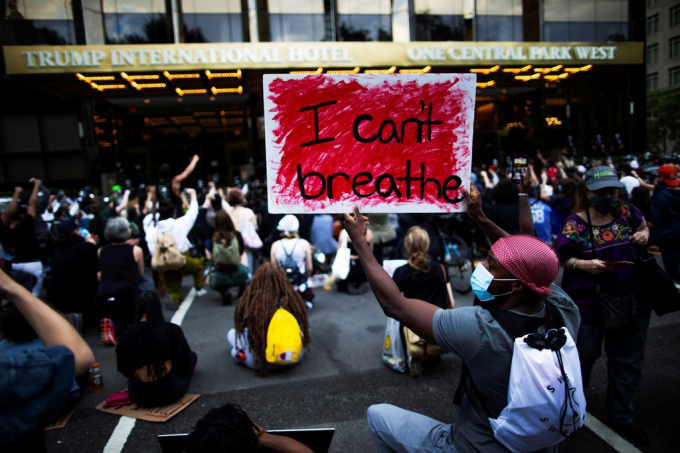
[185,403,258,453]
[234,262,310,376]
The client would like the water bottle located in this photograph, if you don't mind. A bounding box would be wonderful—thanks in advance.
[90,363,104,392]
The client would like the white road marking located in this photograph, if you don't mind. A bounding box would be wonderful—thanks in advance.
[103,416,136,453]
[171,287,197,326]
[102,288,196,452]
[585,412,642,453]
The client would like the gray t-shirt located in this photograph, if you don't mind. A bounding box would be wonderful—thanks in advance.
[432,284,580,453]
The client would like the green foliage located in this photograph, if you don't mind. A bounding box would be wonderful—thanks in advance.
[647,89,680,153]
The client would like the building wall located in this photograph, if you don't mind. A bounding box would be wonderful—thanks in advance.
[646,0,680,91]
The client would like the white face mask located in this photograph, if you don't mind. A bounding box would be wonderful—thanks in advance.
[470,263,519,302]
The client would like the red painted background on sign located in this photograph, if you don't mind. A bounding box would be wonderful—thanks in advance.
[267,75,473,210]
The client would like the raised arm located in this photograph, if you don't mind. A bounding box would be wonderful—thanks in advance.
[27,178,42,218]
[0,268,95,376]
[115,190,131,214]
[1,186,23,226]
[173,154,200,192]
[343,207,439,343]
[461,184,509,243]
[517,170,535,236]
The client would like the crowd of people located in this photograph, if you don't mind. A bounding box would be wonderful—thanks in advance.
[1,150,679,452]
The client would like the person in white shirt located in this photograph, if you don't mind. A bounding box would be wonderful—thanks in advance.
[619,164,641,198]
[270,215,314,309]
[144,188,207,307]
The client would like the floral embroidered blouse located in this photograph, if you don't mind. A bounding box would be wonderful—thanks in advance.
[554,204,649,325]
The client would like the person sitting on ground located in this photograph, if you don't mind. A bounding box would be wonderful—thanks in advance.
[185,403,313,453]
[95,217,145,346]
[0,180,46,297]
[392,226,454,376]
[344,182,580,453]
[205,210,249,305]
[270,215,314,309]
[46,218,100,328]
[227,262,310,376]
[115,291,197,408]
[0,268,94,452]
[227,188,259,274]
[144,188,207,308]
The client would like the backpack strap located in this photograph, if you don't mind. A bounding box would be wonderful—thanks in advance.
[281,239,300,259]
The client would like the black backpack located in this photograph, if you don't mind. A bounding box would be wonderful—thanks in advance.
[280,239,307,286]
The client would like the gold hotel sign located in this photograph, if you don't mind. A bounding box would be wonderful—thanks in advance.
[3,42,643,74]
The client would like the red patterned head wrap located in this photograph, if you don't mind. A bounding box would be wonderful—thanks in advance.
[490,235,558,299]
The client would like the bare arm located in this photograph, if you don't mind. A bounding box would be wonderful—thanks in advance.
[255,425,313,453]
[1,187,23,226]
[27,178,42,218]
[344,207,438,343]
[115,190,130,214]
[134,245,144,277]
[461,184,509,243]
[172,154,200,192]
[0,269,95,375]
[304,241,313,276]
[635,174,654,191]
[518,171,535,236]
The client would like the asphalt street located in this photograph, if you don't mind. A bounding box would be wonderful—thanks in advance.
[44,266,680,453]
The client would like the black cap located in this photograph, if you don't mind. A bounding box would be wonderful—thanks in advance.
[57,218,78,236]
[584,166,624,191]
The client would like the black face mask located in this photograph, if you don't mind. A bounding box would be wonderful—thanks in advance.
[590,195,619,214]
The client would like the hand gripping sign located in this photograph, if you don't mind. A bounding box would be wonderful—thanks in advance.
[264,74,476,213]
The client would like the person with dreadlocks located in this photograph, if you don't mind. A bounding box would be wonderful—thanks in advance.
[227,262,310,375]
[115,291,197,407]
[185,403,313,453]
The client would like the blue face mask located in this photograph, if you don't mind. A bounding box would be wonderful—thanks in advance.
[470,263,519,302]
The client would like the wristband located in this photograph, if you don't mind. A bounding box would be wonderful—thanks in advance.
[518,193,528,197]
[572,259,578,270]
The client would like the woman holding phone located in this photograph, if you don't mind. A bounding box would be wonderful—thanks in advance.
[553,166,651,445]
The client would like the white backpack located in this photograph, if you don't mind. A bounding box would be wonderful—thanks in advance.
[490,327,586,452]
[455,305,586,452]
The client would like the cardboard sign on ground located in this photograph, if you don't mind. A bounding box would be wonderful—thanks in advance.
[95,393,200,423]
[45,406,76,431]
[264,73,476,214]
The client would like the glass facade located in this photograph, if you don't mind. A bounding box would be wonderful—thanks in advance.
[647,43,659,65]
[183,0,243,43]
[103,0,169,44]
[476,0,523,41]
[647,73,659,92]
[268,0,329,42]
[413,0,465,41]
[670,66,680,87]
[1,0,76,45]
[337,0,392,42]
[543,0,628,42]
[647,14,659,36]
[671,5,680,29]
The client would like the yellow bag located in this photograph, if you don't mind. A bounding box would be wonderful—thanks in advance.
[403,326,447,359]
[266,308,303,365]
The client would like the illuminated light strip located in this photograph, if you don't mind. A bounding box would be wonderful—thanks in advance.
[175,88,207,96]
[476,80,496,88]
[399,66,432,74]
[210,86,243,95]
[205,69,241,79]
[580,65,592,71]
[136,83,166,89]
[515,73,542,81]
[121,72,160,81]
[77,73,116,83]
[327,66,361,74]
[470,65,500,75]
[164,71,201,80]
[290,67,323,75]
[502,65,532,73]
[534,64,564,74]
[544,73,570,81]
[92,83,127,91]
[365,66,397,74]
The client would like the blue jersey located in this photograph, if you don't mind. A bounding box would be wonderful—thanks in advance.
[529,199,553,243]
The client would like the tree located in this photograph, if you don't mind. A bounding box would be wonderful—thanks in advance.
[647,89,680,153]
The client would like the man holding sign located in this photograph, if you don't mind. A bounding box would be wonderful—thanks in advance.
[264,74,476,214]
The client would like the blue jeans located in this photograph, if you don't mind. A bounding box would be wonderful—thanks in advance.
[577,317,650,424]
[367,404,457,453]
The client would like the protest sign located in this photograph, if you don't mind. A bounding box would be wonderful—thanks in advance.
[264,73,476,213]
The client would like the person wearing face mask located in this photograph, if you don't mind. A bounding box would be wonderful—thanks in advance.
[554,166,651,445]
[343,182,580,453]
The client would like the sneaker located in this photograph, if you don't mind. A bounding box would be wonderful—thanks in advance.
[163,296,180,311]
[305,301,314,311]
[99,318,116,346]
[196,288,208,297]
[66,312,83,334]
[607,422,650,445]
[348,281,369,295]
